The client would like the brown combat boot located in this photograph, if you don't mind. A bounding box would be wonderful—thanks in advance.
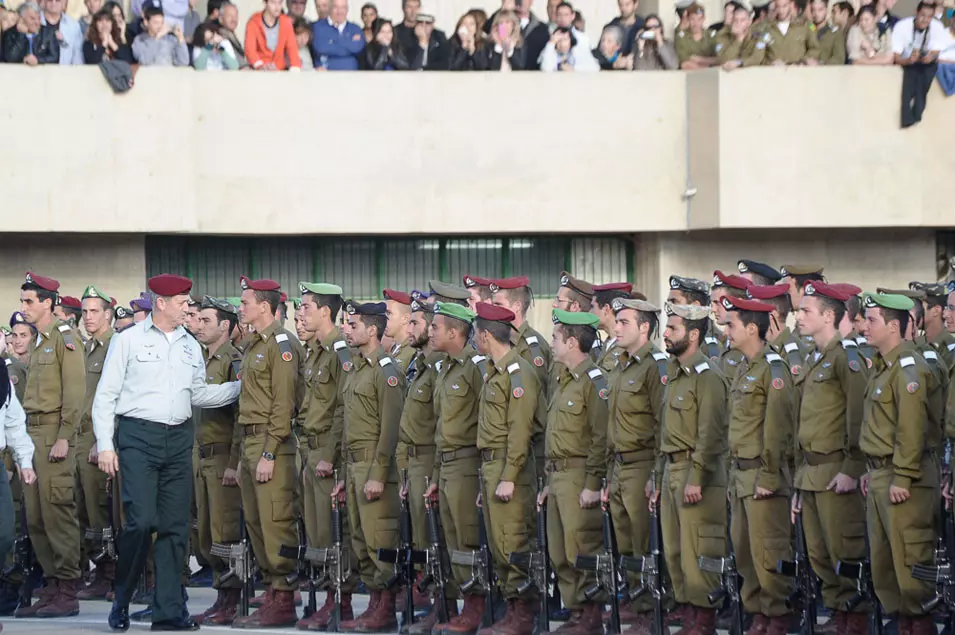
[672,605,697,634]
[339,590,380,632]
[233,588,298,628]
[622,613,656,635]
[77,563,114,600]
[745,613,769,635]
[909,615,935,635]
[684,607,717,635]
[477,598,514,635]
[843,612,867,635]
[436,594,480,634]
[551,602,602,635]
[410,595,459,634]
[498,598,535,635]
[249,585,271,608]
[541,609,581,634]
[36,578,80,618]
[352,587,399,633]
[605,600,643,625]
[296,591,354,630]
[232,587,273,628]
[191,588,226,623]
[397,572,433,612]
[206,588,241,625]
[765,615,790,635]
[14,579,57,618]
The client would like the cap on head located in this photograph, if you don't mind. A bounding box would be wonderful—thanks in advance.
[802,281,851,302]
[669,275,710,295]
[737,260,782,282]
[488,276,530,293]
[24,271,60,293]
[200,296,238,315]
[148,274,193,297]
[779,264,825,277]
[474,302,516,323]
[712,270,751,291]
[863,292,915,312]
[410,298,433,314]
[720,295,774,313]
[875,288,925,300]
[411,289,430,302]
[665,303,710,320]
[552,308,599,328]
[434,302,476,324]
[82,285,110,302]
[593,282,633,294]
[463,275,492,289]
[239,276,280,292]
[60,296,82,310]
[299,281,343,297]
[826,283,862,298]
[558,271,594,298]
[344,301,387,316]
[428,280,470,301]
[130,294,152,313]
[746,284,789,301]
[9,312,27,328]
[382,289,412,305]
[611,298,661,314]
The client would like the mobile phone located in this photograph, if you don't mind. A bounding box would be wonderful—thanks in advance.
[497,23,507,38]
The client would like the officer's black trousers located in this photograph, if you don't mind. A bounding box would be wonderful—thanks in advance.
[0,466,14,563]
[114,417,193,623]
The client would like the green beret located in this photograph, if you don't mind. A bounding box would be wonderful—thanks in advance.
[0,326,11,336]
[82,285,111,302]
[552,308,599,328]
[435,302,476,323]
[863,292,915,312]
[429,280,471,301]
[299,281,343,296]
[292,298,302,310]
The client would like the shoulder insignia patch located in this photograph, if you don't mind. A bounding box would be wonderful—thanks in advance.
[10,375,17,385]
[948,342,955,352]
[387,375,398,387]
[513,386,524,398]
[379,356,400,388]
[533,356,544,367]
[906,381,920,394]
[848,360,860,372]
[587,367,610,400]
[334,339,353,371]
[772,377,784,390]
[275,332,293,362]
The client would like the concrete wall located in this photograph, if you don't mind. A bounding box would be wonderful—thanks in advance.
[1,67,952,237]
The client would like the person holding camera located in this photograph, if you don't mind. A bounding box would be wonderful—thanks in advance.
[192,21,238,69]
[540,24,598,70]
[632,14,678,70]
[448,10,488,70]
[483,9,525,70]
[83,7,133,62]
[131,0,188,65]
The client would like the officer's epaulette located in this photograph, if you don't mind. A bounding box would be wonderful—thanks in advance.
[840,339,864,372]
[947,342,955,353]
[471,353,488,379]
[782,341,804,376]
[57,323,77,351]
[524,334,545,368]
[333,339,353,371]
[694,360,711,374]
[899,355,921,393]
[586,367,610,400]
[274,332,294,362]
[651,350,669,385]
[765,351,788,389]
[703,336,721,361]
[435,359,443,373]
[920,347,940,372]
[230,349,243,379]
[506,361,525,398]
[3,358,11,367]
[379,356,400,387]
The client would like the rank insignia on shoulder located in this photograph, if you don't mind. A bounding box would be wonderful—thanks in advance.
[10,376,17,385]
[791,365,802,375]
[598,387,609,399]
[771,377,784,390]
[661,375,668,385]
[343,361,353,371]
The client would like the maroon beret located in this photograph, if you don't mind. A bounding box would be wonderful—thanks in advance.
[60,296,82,309]
[382,289,412,305]
[463,274,493,289]
[475,302,516,323]
[488,276,530,292]
[712,270,751,291]
[24,271,60,292]
[806,282,852,302]
[148,274,193,297]
[720,295,774,313]
[746,284,789,300]
[593,282,633,293]
[279,292,288,303]
[240,276,281,292]
[109,296,118,307]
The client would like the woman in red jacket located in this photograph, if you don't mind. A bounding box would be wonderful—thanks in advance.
[244,0,301,70]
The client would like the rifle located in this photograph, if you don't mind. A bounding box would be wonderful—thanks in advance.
[838,527,883,635]
[449,468,498,627]
[211,508,254,617]
[911,498,954,634]
[418,476,449,624]
[574,477,621,634]
[508,477,550,635]
[375,468,422,630]
[279,516,318,618]
[85,477,117,566]
[618,471,665,635]
[1,499,38,608]
[776,499,816,635]
[698,508,744,635]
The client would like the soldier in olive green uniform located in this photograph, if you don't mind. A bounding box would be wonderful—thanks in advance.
[668,276,723,361]
[232,277,302,629]
[590,282,634,374]
[295,282,360,630]
[605,297,667,631]
[721,294,796,634]
[16,272,85,618]
[911,282,955,372]
[674,3,719,68]
[384,289,416,374]
[74,285,116,601]
[463,274,494,312]
[424,302,484,634]
[540,309,608,635]
[762,0,820,64]
[656,302,730,633]
[551,272,597,361]
[715,11,770,69]
[336,300,405,633]
[188,297,245,625]
[792,282,870,634]
[858,293,941,635]
[878,287,954,387]
[711,271,750,376]
[748,284,811,380]
[812,22,846,64]
[489,276,551,489]
[471,302,541,635]
[0,326,28,608]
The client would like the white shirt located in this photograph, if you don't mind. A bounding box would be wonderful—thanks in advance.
[92,315,240,453]
[1,389,34,470]
[891,16,947,54]
[328,17,346,34]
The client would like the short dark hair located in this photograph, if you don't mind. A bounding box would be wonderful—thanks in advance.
[435,314,471,341]
[916,0,935,13]
[594,289,630,310]
[358,314,387,341]
[879,307,910,336]
[817,296,847,326]
[86,296,111,313]
[303,292,342,322]
[834,0,855,15]
[735,310,770,341]
[276,302,288,322]
[683,316,709,343]
[675,288,709,306]
[793,273,824,290]
[563,287,592,312]
[21,283,57,310]
[556,1,574,12]
[253,289,281,315]
[556,324,596,354]
[763,295,793,321]
[213,308,238,334]
[207,0,223,14]
[909,299,924,331]
[636,311,659,339]
[846,295,862,322]
[925,295,946,310]
[474,318,512,345]
[499,287,533,316]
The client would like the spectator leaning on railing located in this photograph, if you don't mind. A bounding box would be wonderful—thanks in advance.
[675,3,718,68]
[603,0,643,55]
[717,5,768,69]
[540,24,598,70]
[847,5,893,64]
[192,21,238,69]
[593,23,629,69]
[447,9,487,70]
[2,2,59,65]
[216,1,246,67]
[484,8,524,70]
[809,0,847,64]
[408,13,447,69]
[293,16,313,68]
[893,0,945,126]
[132,0,189,66]
[632,13,678,69]
[42,0,84,64]
[83,7,133,62]
[361,18,408,68]
[245,0,301,70]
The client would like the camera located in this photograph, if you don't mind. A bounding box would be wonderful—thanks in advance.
[640,30,655,40]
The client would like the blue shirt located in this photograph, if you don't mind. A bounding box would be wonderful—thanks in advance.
[311,18,365,70]
[92,315,240,453]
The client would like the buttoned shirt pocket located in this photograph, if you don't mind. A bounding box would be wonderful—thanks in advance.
[410,382,433,404]
[442,377,472,421]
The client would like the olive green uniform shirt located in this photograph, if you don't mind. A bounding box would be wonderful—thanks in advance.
[511,321,551,439]
[23,318,85,441]
[301,328,348,467]
[928,330,955,378]
[728,344,797,495]
[674,27,718,63]
[763,17,820,64]
[606,341,667,460]
[198,341,242,470]
[81,329,113,436]
[596,338,624,374]
[660,350,730,488]
[795,335,868,491]
[390,342,417,375]
[433,345,485,483]
[714,29,768,66]
[341,346,405,483]
[545,358,609,491]
[3,355,28,404]
[237,320,302,456]
[398,350,443,447]
[813,23,846,64]
[477,348,540,484]
[860,343,942,490]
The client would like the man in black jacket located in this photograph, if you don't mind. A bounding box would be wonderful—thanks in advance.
[409,13,448,69]
[2,2,59,64]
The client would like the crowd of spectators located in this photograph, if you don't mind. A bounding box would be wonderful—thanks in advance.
[0,0,952,76]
